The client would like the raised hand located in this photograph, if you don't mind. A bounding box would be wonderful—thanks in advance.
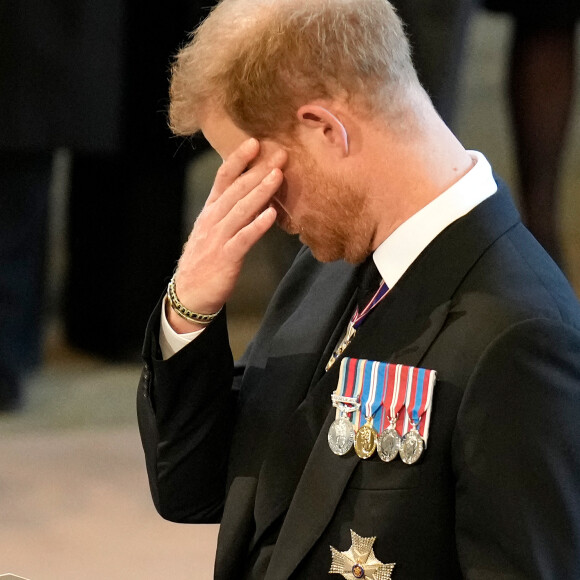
[168,138,288,333]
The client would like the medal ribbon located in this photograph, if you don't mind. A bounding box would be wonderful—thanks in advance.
[356,360,383,429]
[335,358,437,443]
[402,367,436,443]
[325,272,388,372]
[377,363,410,435]
[334,358,366,420]
[352,359,370,428]
[351,281,389,329]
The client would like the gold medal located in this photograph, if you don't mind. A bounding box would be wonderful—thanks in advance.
[354,417,378,459]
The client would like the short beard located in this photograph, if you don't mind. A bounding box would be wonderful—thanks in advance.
[297,156,375,264]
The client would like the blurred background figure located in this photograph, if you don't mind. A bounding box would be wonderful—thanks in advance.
[393,0,476,129]
[64,2,205,361]
[0,1,206,409]
[0,1,124,410]
[483,0,579,263]
[0,150,49,411]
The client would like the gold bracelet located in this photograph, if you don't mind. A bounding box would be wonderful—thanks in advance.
[166,275,222,325]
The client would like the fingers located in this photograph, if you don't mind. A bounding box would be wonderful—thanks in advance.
[208,142,287,220]
[217,167,284,240]
[206,138,259,205]
[224,205,278,261]
[172,138,287,319]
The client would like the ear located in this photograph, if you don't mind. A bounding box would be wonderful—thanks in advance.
[296,104,349,156]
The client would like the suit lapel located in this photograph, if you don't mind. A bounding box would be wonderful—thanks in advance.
[250,274,358,549]
[222,254,358,555]
[263,186,521,579]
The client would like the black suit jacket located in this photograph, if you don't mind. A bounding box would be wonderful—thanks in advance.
[138,184,580,579]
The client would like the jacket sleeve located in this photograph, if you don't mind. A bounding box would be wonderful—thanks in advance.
[137,298,239,524]
[454,318,580,579]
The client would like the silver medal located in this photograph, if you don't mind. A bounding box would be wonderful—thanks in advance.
[399,428,424,464]
[328,416,356,455]
[377,426,402,463]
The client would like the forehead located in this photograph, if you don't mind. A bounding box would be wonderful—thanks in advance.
[199,109,251,160]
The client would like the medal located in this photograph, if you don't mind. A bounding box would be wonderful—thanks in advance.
[328,393,360,456]
[328,416,356,456]
[377,421,401,463]
[376,364,408,463]
[354,417,378,459]
[328,360,363,456]
[399,424,424,464]
[329,357,437,464]
[399,367,436,465]
[353,361,383,459]
[329,529,396,580]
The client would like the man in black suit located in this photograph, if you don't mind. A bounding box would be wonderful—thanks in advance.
[138,0,580,578]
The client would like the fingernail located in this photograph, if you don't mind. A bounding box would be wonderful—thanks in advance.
[265,169,279,183]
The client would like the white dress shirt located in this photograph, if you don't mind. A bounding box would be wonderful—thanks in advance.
[160,151,497,359]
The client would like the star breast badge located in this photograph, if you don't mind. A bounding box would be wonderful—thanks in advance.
[329,529,396,579]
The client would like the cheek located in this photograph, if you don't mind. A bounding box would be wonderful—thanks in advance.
[278,173,304,212]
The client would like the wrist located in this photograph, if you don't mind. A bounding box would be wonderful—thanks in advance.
[166,275,223,330]
[164,296,209,333]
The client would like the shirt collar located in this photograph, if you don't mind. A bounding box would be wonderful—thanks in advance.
[373,151,497,289]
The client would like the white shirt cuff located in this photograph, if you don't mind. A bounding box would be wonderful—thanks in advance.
[159,298,205,359]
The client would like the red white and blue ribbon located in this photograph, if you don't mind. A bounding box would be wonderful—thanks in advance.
[351,282,389,330]
[402,366,437,445]
[378,363,410,435]
[334,358,366,418]
[325,274,389,372]
[334,358,437,447]
[355,360,383,429]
